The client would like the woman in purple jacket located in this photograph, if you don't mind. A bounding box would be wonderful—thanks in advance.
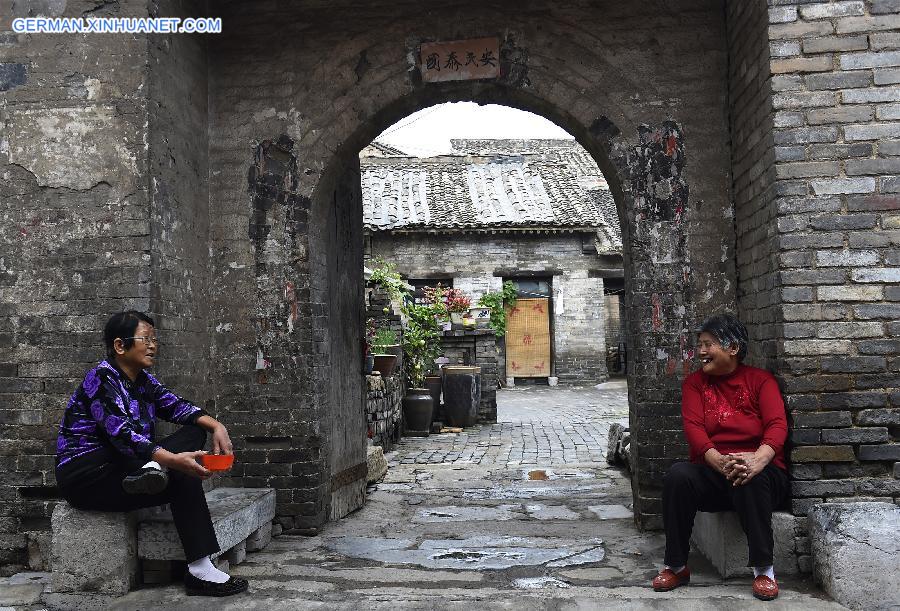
[55,311,247,597]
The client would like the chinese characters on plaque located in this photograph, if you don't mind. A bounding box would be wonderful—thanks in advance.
[419,37,500,83]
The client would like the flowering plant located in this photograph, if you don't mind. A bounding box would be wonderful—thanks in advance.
[444,288,471,313]
[423,284,449,319]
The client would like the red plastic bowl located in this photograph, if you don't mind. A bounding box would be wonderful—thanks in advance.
[200,454,234,471]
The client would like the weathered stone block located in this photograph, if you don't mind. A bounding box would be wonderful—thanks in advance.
[835,15,900,35]
[793,410,853,429]
[809,502,900,610]
[810,177,876,195]
[792,445,856,462]
[51,503,138,596]
[817,285,883,301]
[803,35,868,53]
[245,522,273,552]
[857,408,900,426]
[805,72,871,92]
[138,487,275,561]
[800,2,865,20]
[366,445,388,484]
[859,444,900,461]
[871,0,900,15]
[772,56,833,74]
[691,511,800,578]
[225,540,246,565]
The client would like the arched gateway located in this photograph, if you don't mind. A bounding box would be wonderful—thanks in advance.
[215,1,736,531]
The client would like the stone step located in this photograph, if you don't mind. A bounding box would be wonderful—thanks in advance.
[137,487,276,561]
[690,510,802,577]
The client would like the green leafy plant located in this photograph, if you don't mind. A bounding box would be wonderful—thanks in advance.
[369,258,409,304]
[477,280,518,337]
[400,301,442,388]
[372,327,399,353]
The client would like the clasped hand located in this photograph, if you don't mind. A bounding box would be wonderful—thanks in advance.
[705,448,770,486]
[723,452,765,486]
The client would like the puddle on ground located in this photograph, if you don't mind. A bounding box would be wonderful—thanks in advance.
[588,504,633,520]
[325,535,607,571]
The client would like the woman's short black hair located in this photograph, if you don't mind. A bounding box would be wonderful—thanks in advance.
[104,310,155,359]
[697,313,749,361]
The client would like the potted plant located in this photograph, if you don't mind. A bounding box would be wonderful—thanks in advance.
[444,288,471,328]
[371,327,400,376]
[477,280,518,337]
[400,301,442,434]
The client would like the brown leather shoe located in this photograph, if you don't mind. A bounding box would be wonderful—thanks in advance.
[651,567,690,591]
[752,575,779,601]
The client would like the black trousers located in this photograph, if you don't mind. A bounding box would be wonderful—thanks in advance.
[662,461,790,568]
[57,425,220,563]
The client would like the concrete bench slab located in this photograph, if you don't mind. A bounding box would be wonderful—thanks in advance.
[137,487,276,561]
[809,501,900,611]
[691,510,801,577]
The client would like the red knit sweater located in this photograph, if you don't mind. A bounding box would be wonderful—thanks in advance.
[682,364,788,470]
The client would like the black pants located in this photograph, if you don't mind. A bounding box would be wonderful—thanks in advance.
[57,425,220,563]
[662,461,790,568]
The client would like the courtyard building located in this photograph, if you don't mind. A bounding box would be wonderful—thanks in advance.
[362,138,624,385]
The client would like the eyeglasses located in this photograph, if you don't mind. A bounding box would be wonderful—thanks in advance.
[122,336,160,347]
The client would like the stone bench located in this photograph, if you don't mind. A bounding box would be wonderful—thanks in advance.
[690,510,801,577]
[49,487,275,601]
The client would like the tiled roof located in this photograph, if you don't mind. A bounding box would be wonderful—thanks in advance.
[361,140,620,249]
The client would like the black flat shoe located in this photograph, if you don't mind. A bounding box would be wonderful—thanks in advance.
[184,572,249,597]
[122,467,168,495]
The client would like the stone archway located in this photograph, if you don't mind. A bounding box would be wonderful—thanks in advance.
[207,0,736,532]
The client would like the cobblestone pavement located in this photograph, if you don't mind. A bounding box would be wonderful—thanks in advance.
[392,381,628,466]
[15,383,844,610]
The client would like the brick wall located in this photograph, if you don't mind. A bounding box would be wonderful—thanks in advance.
[371,232,614,384]
[0,0,156,572]
[147,0,211,431]
[365,374,403,451]
[755,0,900,515]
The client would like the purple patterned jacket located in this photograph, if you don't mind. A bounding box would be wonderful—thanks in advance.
[56,360,205,467]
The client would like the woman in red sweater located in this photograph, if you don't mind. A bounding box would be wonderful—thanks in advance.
[651,314,789,601]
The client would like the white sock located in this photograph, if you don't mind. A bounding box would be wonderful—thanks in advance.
[664,564,685,573]
[753,565,775,580]
[187,556,230,584]
[142,460,162,471]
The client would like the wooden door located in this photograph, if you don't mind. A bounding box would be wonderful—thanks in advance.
[506,298,551,377]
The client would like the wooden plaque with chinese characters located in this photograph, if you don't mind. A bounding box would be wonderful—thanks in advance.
[419,37,500,83]
[506,298,551,378]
